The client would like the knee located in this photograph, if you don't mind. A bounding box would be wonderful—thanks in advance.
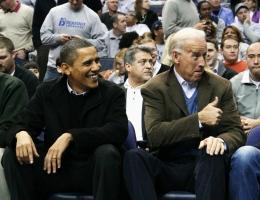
[124,149,145,162]
[231,146,259,169]
[1,148,16,167]
[94,144,121,165]
[199,151,226,165]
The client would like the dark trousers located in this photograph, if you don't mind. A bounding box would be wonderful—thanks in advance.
[2,144,123,200]
[36,45,49,81]
[123,148,229,200]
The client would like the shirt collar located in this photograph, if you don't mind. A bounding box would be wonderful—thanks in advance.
[174,67,197,88]
[110,30,122,40]
[124,78,142,89]
[241,69,260,85]
[67,79,88,96]
[241,70,251,84]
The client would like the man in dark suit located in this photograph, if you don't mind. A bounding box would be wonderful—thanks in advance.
[0,36,39,98]
[123,28,245,200]
[2,38,128,200]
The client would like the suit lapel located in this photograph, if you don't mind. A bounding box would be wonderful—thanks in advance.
[166,70,189,115]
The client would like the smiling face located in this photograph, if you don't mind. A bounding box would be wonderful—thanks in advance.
[247,43,260,81]
[173,38,207,83]
[62,46,101,93]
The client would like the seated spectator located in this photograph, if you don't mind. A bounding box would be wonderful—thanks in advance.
[151,20,165,62]
[23,61,40,79]
[2,38,128,200]
[137,37,170,76]
[222,25,249,60]
[208,0,234,25]
[125,10,150,36]
[231,3,260,44]
[108,48,127,85]
[0,37,39,98]
[197,0,225,42]
[100,0,119,30]
[103,13,127,58]
[241,0,260,23]
[124,46,153,143]
[0,73,28,200]
[229,42,260,200]
[123,28,245,200]
[119,31,139,49]
[135,0,158,29]
[206,38,237,79]
[221,35,248,73]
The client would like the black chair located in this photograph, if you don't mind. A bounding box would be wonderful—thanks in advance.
[99,58,114,71]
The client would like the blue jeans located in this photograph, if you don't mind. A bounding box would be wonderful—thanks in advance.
[229,146,260,200]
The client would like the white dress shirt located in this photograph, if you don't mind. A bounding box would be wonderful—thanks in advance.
[124,79,144,141]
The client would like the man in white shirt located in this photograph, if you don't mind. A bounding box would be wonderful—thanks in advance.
[124,46,153,142]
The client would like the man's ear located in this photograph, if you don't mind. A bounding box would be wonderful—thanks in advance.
[124,63,132,73]
[172,50,180,64]
[113,22,117,29]
[11,50,17,59]
[59,63,71,75]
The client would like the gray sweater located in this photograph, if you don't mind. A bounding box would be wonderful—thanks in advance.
[40,3,107,68]
[162,0,199,38]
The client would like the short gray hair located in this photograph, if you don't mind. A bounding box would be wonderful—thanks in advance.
[169,28,206,54]
[124,46,152,65]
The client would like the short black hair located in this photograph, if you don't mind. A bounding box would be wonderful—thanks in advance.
[60,38,94,65]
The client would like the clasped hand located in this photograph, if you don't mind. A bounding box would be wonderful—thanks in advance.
[16,132,72,174]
